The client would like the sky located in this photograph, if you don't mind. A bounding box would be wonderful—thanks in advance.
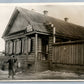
[1,3,84,51]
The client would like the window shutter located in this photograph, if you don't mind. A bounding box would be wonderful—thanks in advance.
[5,41,9,54]
[24,38,27,54]
[16,39,19,54]
[14,40,16,54]
[28,38,31,52]
[16,40,18,54]
[8,41,10,54]
[24,39,26,54]
[16,39,21,54]
[22,38,24,54]
[18,40,21,54]
[9,41,13,55]
[10,41,13,54]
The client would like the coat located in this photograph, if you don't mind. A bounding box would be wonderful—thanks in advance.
[6,58,17,70]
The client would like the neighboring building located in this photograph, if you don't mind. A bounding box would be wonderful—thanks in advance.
[2,7,84,72]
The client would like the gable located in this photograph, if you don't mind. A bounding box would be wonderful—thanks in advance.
[9,13,28,34]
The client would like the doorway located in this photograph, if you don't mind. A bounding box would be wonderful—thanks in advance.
[42,38,49,60]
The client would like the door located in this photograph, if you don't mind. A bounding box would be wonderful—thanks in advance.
[42,38,49,60]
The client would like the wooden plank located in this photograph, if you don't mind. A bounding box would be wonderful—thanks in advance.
[65,45,68,64]
[75,44,77,64]
[63,45,65,64]
[72,44,74,64]
[62,45,64,64]
[57,46,59,63]
[66,45,69,64]
[60,45,63,63]
[54,47,56,62]
[81,44,83,65]
[59,46,61,63]
[74,44,76,64]
[70,44,72,64]
[56,46,58,63]
[54,47,55,62]
[78,44,81,65]
[52,42,84,65]
[66,45,68,64]
[76,44,79,64]
[52,47,54,62]
[83,44,84,65]
[79,44,81,64]
[72,44,73,64]
[68,45,70,64]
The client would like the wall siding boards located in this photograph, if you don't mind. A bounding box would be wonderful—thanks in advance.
[52,42,84,65]
[9,13,28,34]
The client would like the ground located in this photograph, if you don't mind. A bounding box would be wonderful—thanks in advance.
[0,70,84,80]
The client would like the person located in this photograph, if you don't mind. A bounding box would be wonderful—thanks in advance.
[6,55,17,79]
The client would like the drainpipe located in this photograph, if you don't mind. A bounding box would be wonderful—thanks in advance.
[49,23,56,43]
[35,33,38,72]
[53,27,56,43]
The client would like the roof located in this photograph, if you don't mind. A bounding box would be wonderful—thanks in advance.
[2,7,84,40]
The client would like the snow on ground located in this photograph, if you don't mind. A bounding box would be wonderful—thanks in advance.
[30,70,79,80]
[0,70,84,80]
[0,70,8,74]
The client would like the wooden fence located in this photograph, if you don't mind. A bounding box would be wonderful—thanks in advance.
[52,40,84,65]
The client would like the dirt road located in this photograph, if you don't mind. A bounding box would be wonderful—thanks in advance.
[0,70,84,80]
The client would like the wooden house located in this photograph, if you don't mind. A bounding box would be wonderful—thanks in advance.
[2,7,84,72]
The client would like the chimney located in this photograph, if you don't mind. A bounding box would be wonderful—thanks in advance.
[31,9,34,11]
[64,17,69,22]
[43,10,48,15]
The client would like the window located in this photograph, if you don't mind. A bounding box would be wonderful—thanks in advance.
[27,38,31,53]
[28,38,33,53]
[16,39,21,54]
[9,41,13,55]
[31,39,34,52]
[21,37,34,54]
[5,41,9,55]
[24,38,27,54]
